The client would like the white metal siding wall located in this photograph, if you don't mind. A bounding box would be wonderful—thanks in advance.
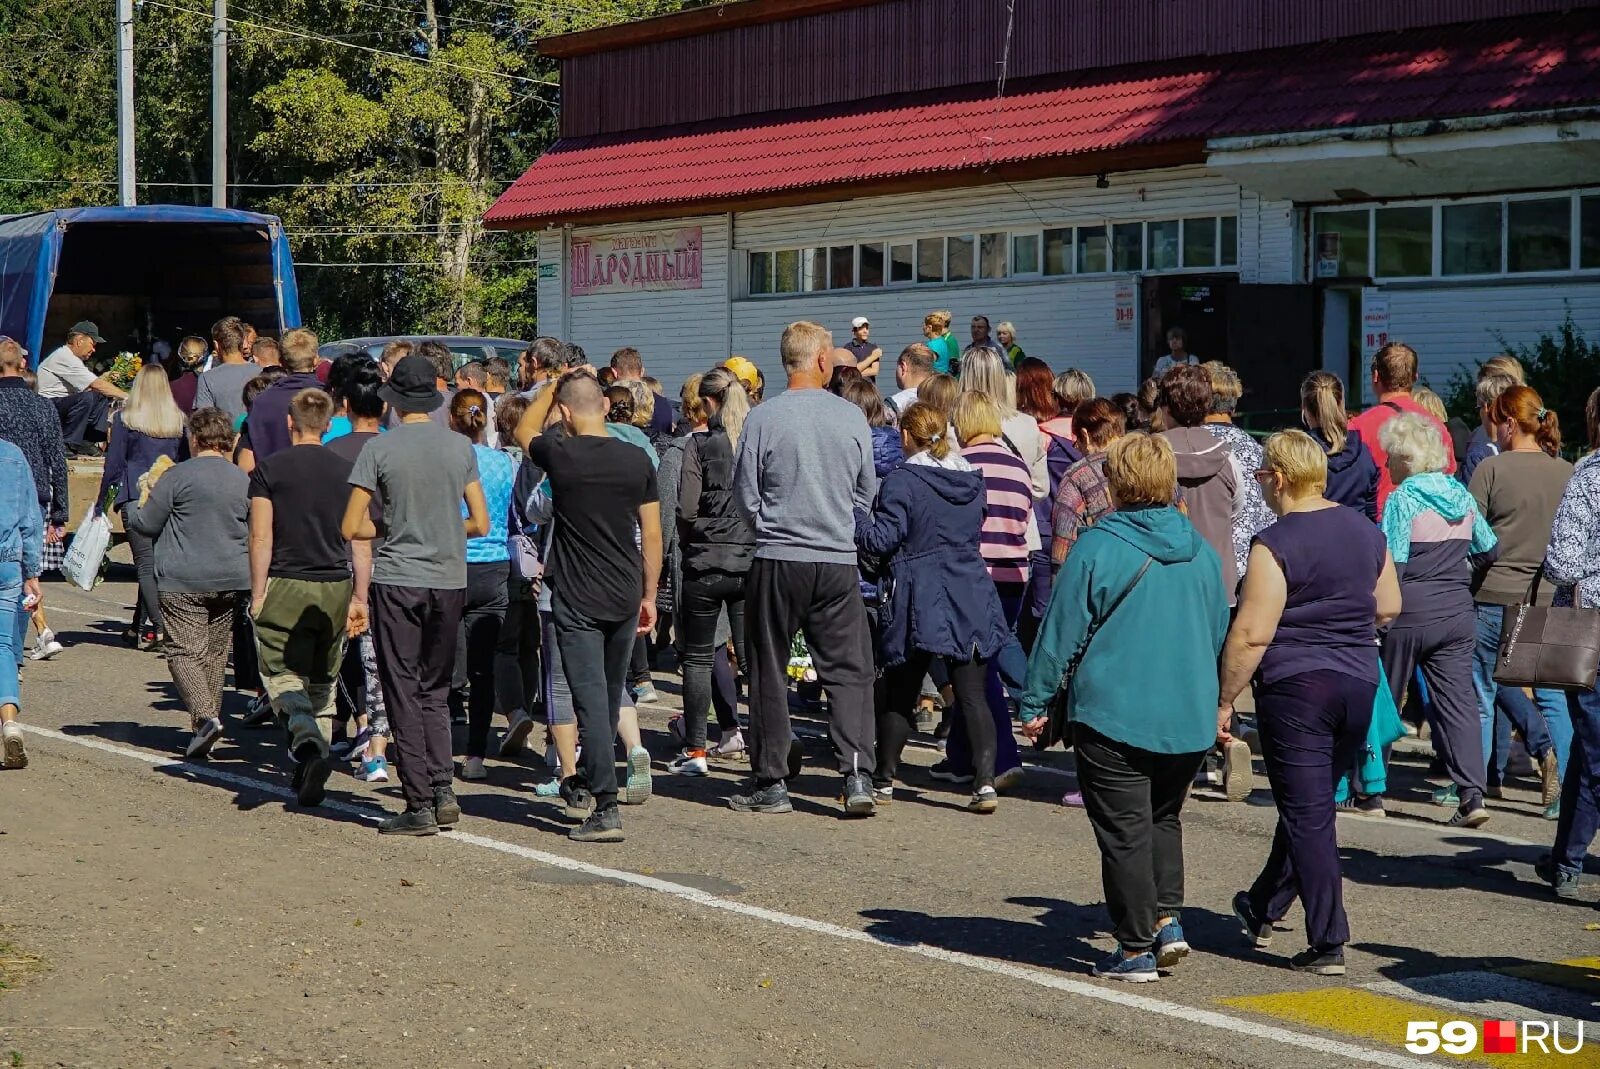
[1386,281,1600,389]
[530,167,1291,394]
[536,229,564,340]
[560,216,730,391]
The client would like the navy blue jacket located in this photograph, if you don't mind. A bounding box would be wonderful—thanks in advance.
[1319,428,1379,523]
[855,461,1012,666]
[870,425,904,478]
[99,414,185,511]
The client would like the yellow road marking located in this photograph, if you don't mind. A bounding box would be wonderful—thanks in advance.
[1500,957,1600,1000]
[1221,987,1599,1068]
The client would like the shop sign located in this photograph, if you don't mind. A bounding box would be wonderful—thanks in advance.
[570,227,702,296]
[1113,282,1135,331]
[537,262,558,280]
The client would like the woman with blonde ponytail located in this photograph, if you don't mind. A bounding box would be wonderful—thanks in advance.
[856,402,1013,812]
[1301,371,1378,521]
[668,367,757,775]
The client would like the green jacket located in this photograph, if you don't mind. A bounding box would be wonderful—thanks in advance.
[1020,504,1229,754]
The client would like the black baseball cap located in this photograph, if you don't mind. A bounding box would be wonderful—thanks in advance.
[379,353,444,414]
[69,320,106,343]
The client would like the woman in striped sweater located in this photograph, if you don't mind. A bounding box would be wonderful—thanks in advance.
[926,389,1033,790]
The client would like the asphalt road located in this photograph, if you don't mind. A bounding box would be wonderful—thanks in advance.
[2,576,1596,1069]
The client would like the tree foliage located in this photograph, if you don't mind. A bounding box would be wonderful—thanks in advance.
[0,0,698,339]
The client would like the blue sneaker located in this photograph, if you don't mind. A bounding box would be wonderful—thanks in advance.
[533,778,563,798]
[1092,948,1158,982]
[360,755,388,783]
[1153,920,1190,969]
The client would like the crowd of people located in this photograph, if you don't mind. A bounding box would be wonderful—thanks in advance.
[2,312,1599,983]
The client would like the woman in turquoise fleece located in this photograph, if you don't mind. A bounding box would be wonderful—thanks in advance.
[1020,432,1229,983]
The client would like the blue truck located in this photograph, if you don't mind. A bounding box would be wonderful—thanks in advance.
[0,205,301,365]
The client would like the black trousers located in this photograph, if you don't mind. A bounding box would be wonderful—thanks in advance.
[1074,723,1208,954]
[1380,615,1484,808]
[370,583,465,810]
[54,391,110,446]
[1248,669,1375,952]
[495,572,543,722]
[453,561,509,758]
[745,558,875,784]
[877,650,995,789]
[551,591,637,809]
[231,593,261,692]
[679,570,747,751]
[121,505,164,635]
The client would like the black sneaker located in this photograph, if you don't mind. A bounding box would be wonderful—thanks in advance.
[294,744,332,807]
[559,776,593,824]
[568,803,625,843]
[377,807,439,836]
[728,780,793,814]
[1290,946,1346,975]
[1535,853,1582,899]
[787,736,804,782]
[1232,891,1273,947]
[841,771,875,817]
[433,785,461,827]
[1447,801,1489,828]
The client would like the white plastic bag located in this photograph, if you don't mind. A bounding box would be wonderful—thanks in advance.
[62,511,113,591]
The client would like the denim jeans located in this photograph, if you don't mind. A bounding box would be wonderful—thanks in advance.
[0,560,23,710]
[1553,684,1600,877]
[1473,603,1571,783]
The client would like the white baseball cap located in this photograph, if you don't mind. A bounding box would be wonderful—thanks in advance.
[851,316,869,328]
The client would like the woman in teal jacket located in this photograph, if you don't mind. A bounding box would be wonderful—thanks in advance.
[1020,432,1229,983]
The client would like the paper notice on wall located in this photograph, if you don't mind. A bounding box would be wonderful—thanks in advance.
[1114,283,1135,331]
[1315,232,1340,278]
[1361,290,1390,360]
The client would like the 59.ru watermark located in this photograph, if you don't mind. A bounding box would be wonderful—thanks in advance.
[1406,1020,1585,1056]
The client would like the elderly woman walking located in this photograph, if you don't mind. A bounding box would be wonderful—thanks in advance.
[1371,413,1498,825]
[1223,431,1401,976]
[1020,433,1229,981]
[126,407,251,759]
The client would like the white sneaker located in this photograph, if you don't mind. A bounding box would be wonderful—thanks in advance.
[1223,739,1254,801]
[2,721,27,769]
[460,756,488,781]
[620,746,653,804]
[28,631,62,661]
[709,728,745,758]
[667,749,708,776]
[185,717,223,760]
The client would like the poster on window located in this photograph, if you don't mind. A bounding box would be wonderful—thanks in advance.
[569,227,703,296]
[1315,232,1341,278]
[1113,282,1136,331]
[1361,290,1390,360]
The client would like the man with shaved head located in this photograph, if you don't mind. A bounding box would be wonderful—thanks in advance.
[516,369,662,844]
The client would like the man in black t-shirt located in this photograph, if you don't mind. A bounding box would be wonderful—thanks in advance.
[248,387,356,807]
[516,371,661,844]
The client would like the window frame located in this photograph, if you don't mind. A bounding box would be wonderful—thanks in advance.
[1310,189,1600,283]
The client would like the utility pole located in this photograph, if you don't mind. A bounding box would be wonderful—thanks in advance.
[211,0,227,208]
[116,0,135,206]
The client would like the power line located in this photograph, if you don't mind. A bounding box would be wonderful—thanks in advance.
[298,257,538,266]
[140,0,555,85]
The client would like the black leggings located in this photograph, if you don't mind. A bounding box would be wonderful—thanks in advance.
[877,650,995,789]
[454,561,509,758]
[121,505,164,635]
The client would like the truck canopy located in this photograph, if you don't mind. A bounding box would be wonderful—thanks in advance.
[0,205,301,364]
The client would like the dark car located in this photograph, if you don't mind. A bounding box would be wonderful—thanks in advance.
[320,335,529,383]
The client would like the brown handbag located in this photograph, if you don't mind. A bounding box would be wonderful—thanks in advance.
[1494,567,1600,691]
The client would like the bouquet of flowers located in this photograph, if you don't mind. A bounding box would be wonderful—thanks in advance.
[786,632,816,683]
[106,352,143,391]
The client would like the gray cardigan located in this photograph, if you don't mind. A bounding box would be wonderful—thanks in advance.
[125,455,250,593]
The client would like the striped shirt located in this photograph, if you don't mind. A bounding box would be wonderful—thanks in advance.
[962,441,1033,586]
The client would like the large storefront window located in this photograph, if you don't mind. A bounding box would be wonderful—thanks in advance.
[743,214,1237,296]
[1313,190,1600,280]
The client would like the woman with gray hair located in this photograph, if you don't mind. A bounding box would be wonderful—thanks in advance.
[1201,361,1274,583]
[997,321,1025,366]
[1376,412,1498,827]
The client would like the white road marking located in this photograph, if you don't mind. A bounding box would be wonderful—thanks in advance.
[21,723,1432,1069]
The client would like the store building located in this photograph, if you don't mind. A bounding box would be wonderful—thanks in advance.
[486,0,1600,411]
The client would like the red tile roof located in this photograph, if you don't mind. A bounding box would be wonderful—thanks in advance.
[485,14,1600,227]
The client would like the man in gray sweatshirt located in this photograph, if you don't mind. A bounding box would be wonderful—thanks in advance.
[729,320,878,817]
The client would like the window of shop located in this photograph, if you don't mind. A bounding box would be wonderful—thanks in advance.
[744,215,1237,296]
[1312,190,1600,280]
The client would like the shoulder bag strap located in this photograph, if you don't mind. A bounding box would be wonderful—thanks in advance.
[1381,400,1404,414]
[1058,555,1155,689]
